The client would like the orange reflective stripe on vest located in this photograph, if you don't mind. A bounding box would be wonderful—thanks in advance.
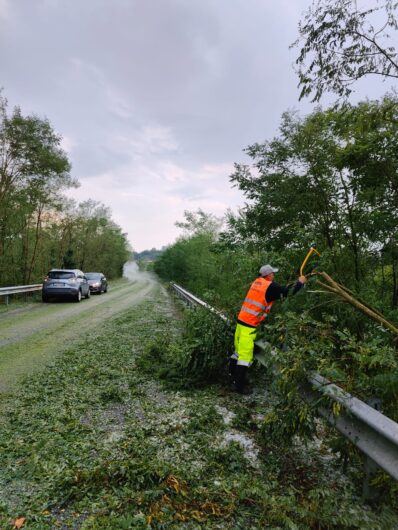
[237,277,274,327]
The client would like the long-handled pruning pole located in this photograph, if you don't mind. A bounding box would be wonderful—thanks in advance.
[279,245,321,351]
[300,244,321,277]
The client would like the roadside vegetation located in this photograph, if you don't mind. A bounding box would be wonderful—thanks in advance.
[154,93,398,506]
[1,284,397,529]
[0,93,130,287]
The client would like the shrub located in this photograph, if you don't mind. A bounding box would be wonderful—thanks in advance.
[137,306,234,389]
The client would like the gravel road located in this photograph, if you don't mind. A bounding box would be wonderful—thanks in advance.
[0,263,157,392]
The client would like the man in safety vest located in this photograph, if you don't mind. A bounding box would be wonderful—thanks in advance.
[230,264,306,394]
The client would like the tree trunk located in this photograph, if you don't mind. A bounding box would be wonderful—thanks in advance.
[338,171,361,284]
[26,205,43,284]
[21,216,30,285]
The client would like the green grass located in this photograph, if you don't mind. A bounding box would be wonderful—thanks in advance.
[0,297,40,314]
[0,288,397,529]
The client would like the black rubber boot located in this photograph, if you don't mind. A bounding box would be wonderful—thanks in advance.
[234,365,251,395]
[228,358,237,382]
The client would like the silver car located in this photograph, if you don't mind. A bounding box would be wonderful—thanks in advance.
[42,269,91,302]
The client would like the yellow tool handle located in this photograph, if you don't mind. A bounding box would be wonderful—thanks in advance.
[300,246,321,276]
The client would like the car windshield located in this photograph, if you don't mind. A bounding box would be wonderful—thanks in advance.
[48,271,75,280]
[85,273,101,279]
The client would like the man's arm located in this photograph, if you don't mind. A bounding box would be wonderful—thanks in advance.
[265,276,306,303]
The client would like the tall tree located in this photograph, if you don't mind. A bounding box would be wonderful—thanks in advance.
[175,209,223,237]
[154,210,223,294]
[293,0,398,101]
[0,94,131,286]
[51,199,130,279]
[228,95,398,299]
[0,94,76,284]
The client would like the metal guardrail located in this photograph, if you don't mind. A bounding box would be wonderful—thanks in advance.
[171,283,398,483]
[0,284,42,296]
[0,284,42,304]
[172,283,228,321]
[304,372,398,481]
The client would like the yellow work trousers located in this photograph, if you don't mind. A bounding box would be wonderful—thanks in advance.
[234,323,257,366]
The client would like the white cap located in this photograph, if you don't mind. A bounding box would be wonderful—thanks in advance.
[259,264,279,277]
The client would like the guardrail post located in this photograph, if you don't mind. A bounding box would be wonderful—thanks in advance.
[362,397,383,501]
[5,295,9,306]
[362,455,379,501]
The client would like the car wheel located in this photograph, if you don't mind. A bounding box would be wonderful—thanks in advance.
[104,286,108,293]
[85,289,91,299]
[75,290,82,303]
[42,294,49,303]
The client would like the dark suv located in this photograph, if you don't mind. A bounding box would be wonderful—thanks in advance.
[42,269,91,302]
[85,272,108,294]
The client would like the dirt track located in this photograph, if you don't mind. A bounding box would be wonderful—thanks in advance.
[0,263,158,392]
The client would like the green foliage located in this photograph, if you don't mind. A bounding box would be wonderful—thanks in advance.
[228,95,398,302]
[259,307,398,449]
[0,95,130,285]
[0,93,74,285]
[134,247,164,263]
[230,403,258,432]
[152,98,398,500]
[0,286,397,528]
[46,199,131,280]
[154,233,218,293]
[154,209,226,299]
[138,306,234,389]
[175,208,223,237]
[292,0,398,101]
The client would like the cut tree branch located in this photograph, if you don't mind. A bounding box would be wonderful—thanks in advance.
[314,271,398,336]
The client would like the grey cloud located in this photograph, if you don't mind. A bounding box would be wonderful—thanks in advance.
[71,144,132,177]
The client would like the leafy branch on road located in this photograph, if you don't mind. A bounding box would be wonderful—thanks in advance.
[1,287,396,528]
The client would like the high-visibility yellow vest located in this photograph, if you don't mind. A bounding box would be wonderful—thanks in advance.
[237,277,274,327]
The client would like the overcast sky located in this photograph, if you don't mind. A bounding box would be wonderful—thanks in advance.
[0,0,394,251]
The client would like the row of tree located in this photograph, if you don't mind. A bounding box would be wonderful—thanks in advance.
[0,95,131,287]
[154,94,398,418]
[156,94,398,313]
[154,0,398,312]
